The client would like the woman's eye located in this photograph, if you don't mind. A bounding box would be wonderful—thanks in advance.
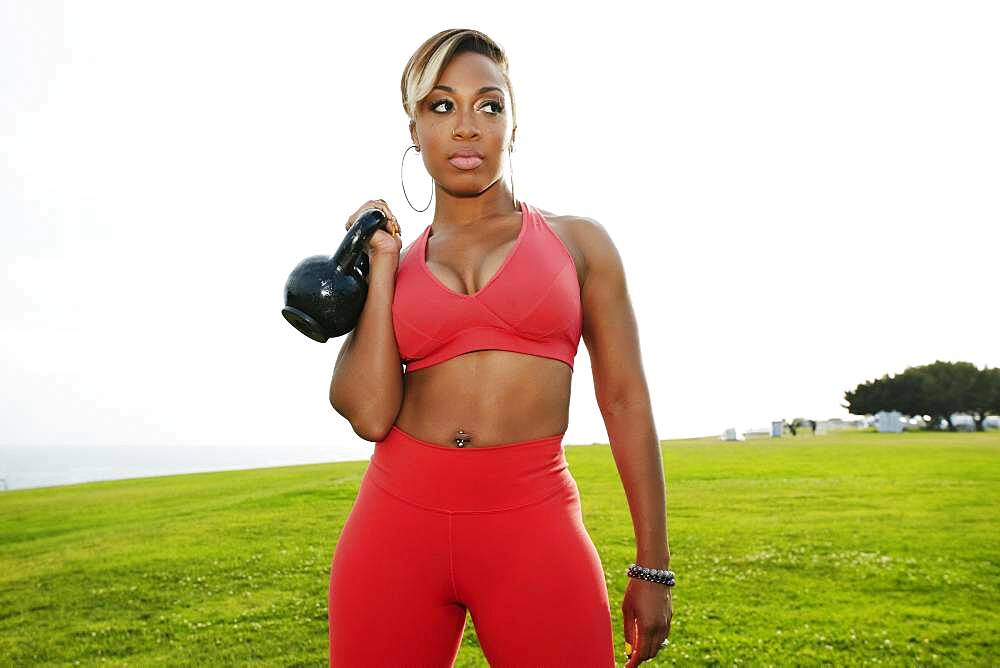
[429,99,504,114]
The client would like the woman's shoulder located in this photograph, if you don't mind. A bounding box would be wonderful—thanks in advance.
[397,227,427,266]
[531,205,612,283]
[532,204,604,240]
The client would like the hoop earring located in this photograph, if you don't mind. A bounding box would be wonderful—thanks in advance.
[507,145,516,209]
[401,144,433,213]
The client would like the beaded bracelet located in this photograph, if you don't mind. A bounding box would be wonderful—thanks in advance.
[627,563,676,586]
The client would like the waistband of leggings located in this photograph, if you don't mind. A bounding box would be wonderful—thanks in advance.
[364,424,575,513]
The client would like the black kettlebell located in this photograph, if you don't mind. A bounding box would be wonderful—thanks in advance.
[282,208,388,342]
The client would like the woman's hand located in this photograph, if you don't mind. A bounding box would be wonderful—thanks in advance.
[345,198,402,259]
[622,578,673,666]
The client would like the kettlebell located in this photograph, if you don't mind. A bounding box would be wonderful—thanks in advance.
[282,207,388,342]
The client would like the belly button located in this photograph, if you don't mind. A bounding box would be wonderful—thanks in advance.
[453,429,473,448]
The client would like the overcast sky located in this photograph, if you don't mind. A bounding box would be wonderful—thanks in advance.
[2,1,998,463]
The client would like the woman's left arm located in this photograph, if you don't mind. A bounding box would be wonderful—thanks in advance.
[572,216,671,665]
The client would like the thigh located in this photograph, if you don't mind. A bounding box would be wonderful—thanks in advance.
[329,476,467,667]
[452,482,616,667]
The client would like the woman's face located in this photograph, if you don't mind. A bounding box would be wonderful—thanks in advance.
[410,51,515,197]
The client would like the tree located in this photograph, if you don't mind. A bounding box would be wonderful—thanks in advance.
[844,360,997,431]
[910,361,980,431]
[844,375,893,416]
[969,366,1000,431]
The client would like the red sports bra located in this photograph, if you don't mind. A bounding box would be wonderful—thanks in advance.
[392,201,583,373]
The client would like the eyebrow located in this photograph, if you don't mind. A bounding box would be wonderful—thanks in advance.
[431,85,505,96]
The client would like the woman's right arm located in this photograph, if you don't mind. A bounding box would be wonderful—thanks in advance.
[328,200,404,441]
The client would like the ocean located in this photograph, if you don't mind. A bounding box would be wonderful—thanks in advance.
[0,444,372,492]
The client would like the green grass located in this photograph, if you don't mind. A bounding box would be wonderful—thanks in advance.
[1,430,997,666]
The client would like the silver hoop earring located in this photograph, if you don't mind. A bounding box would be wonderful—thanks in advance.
[401,144,433,213]
[507,146,516,209]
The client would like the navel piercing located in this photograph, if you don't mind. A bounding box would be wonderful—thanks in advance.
[453,430,473,448]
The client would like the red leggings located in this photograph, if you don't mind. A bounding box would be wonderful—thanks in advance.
[328,424,616,667]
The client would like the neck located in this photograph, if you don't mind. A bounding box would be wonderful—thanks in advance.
[429,179,518,235]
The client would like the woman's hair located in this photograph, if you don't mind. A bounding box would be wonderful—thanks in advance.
[400,28,516,130]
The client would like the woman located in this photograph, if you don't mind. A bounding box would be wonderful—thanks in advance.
[328,28,672,667]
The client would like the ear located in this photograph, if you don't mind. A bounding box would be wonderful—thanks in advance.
[510,125,517,151]
[409,120,419,149]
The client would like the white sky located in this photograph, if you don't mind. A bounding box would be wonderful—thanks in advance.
[2,1,998,462]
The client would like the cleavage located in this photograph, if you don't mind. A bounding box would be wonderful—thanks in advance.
[425,223,520,297]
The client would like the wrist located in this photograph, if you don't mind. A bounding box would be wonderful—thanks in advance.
[626,563,675,587]
[635,552,670,570]
[369,253,399,276]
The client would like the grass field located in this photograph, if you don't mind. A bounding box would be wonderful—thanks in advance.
[1,429,997,666]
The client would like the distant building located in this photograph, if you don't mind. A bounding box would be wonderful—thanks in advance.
[949,414,977,431]
[875,410,904,432]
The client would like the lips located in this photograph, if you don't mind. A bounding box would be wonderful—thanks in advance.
[448,149,484,171]
[448,155,484,170]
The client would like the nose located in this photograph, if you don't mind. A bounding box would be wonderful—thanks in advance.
[451,107,480,140]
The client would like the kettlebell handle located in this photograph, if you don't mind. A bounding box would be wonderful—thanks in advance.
[336,208,386,278]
